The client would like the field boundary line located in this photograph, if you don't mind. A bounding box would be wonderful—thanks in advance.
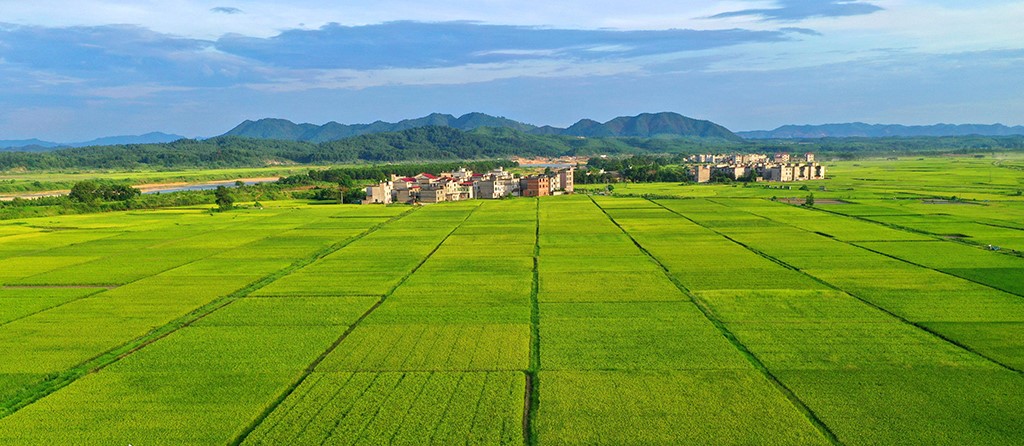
[669,199,1024,376]
[711,198,1024,298]
[0,288,108,330]
[0,229,126,261]
[8,209,290,286]
[848,241,1024,299]
[230,203,481,446]
[594,196,844,446]
[0,206,419,420]
[800,201,1024,259]
[525,197,541,446]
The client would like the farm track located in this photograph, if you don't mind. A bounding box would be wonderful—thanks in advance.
[525,198,541,446]
[0,207,419,420]
[592,196,844,446]
[683,199,1024,376]
[230,204,481,446]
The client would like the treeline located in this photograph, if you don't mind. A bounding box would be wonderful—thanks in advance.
[278,160,516,187]
[0,127,748,171]
[2,127,1023,172]
[0,180,292,220]
[579,155,693,184]
[753,135,1024,159]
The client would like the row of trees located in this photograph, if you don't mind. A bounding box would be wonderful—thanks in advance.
[7,125,1022,172]
[579,155,694,184]
[68,181,140,203]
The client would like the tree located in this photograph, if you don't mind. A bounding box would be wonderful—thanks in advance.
[804,193,815,206]
[69,180,100,203]
[342,187,367,204]
[311,186,343,203]
[606,184,615,194]
[103,184,140,201]
[215,186,234,211]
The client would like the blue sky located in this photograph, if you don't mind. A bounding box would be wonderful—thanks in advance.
[1,0,1022,141]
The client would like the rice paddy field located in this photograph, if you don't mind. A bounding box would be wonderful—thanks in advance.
[1,155,1023,445]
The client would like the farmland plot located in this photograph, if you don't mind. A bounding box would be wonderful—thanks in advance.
[642,197,1024,445]
[0,204,402,443]
[0,188,1021,445]
[240,200,534,445]
[535,196,830,445]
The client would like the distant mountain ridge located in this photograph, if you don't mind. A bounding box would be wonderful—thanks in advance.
[0,132,186,151]
[739,123,1024,139]
[223,112,743,142]
[10,116,1024,152]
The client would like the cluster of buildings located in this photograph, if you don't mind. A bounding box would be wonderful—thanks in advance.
[510,155,589,166]
[688,152,826,183]
[363,167,574,204]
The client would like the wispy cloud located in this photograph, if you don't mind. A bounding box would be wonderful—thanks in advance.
[215,21,792,70]
[780,27,822,36]
[210,6,243,15]
[710,0,883,21]
[0,23,259,89]
[0,20,805,99]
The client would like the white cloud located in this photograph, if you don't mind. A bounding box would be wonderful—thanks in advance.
[83,84,196,99]
[245,58,646,92]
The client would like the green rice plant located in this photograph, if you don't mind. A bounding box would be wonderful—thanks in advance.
[104,325,339,374]
[316,324,530,371]
[538,270,686,303]
[540,302,749,370]
[195,296,379,327]
[923,322,1024,370]
[243,372,524,445]
[364,300,530,325]
[537,255,662,273]
[253,272,405,297]
[0,287,105,324]
[0,371,293,445]
[0,255,100,283]
[535,370,830,445]
[695,289,894,323]
[858,241,1024,269]
[11,251,208,285]
[729,320,991,371]
[776,368,1024,445]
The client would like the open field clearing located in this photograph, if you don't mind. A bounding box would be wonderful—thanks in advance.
[1,157,1023,445]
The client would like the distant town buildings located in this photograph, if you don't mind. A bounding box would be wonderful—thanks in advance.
[363,166,574,204]
[685,152,826,183]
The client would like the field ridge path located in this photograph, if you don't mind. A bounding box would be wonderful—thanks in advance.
[525,197,541,446]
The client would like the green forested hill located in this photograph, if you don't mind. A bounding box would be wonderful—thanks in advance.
[1,126,1022,171]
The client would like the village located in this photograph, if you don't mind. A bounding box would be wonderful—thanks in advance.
[362,152,824,204]
[362,166,575,204]
[687,152,826,183]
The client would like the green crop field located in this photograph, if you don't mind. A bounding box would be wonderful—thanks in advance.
[0,156,1023,444]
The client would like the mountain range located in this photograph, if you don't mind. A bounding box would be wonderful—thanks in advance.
[223,112,742,142]
[739,123,1024,139]
[6,115,1024,152]
[0,132,186,151]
